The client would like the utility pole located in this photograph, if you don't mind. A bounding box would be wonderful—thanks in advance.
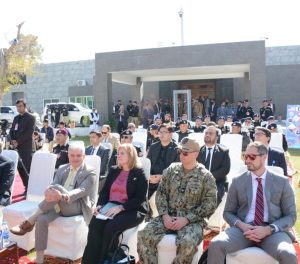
[178,8,184,46]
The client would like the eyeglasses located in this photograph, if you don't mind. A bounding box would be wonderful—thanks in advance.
[158,131,170,135]
[128,126,134,129]
[244,154,264,161]
[101,132,108,135]
[177,149,189,156]
[121,136,130,139]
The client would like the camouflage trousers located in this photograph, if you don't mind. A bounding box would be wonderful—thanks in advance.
[137,217,203,264]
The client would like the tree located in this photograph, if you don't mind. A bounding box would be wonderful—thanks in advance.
[0,22,43,104]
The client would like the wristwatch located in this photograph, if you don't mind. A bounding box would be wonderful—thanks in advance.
[269,224,276,234]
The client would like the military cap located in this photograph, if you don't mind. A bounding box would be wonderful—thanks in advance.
[226,115,233,120]
[217,116,225,121]
[195,116,203,120]
[267,116,275,121]
[179,120,188,125]
[254,113,260,117]
[245,117,252,121]
[268,123,277,130]
[56,129,68,136]
[121,130,132,136]
[150,124,159,130]
[176,137,201,153]
[204,114,211,118]
[232,121,242,127]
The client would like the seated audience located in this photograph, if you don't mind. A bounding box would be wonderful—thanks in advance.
[0,154,15,206]
[217,116,230,135]
[101,124,120,167]
[40,119,54,143]
[82,144,148,264]
[268,123,288,152]
[32,131,43,151]
[225,115,233,128]
[147,124,179,199]
[231,121,251,152]
[207,142,297,264]
[253,113,261,127]
[127,122,137,133]
[138,138,217,264]
[163,113,174,127]
[197,125,230,204]
[11,143,97,264]
[120,130,143,157]
[52,129,69,169]
[58,121,72,139]
[254,127,288,175]
[204,114,211,126]
[85,130,111,176]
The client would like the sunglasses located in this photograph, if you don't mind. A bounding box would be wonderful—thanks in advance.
[101,132,108,135]
[128,126,134,129]
[177,149,190,156]
[121,136,130,139]
[244,154,264,161]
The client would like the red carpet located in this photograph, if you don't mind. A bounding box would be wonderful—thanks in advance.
[12,172,26,203]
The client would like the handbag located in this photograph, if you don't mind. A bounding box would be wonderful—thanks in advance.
[105,233,136,264]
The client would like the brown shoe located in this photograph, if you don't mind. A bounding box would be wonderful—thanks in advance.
[10,220,34,236]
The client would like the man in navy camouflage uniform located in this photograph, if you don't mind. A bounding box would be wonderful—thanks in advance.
[138,138,217,264]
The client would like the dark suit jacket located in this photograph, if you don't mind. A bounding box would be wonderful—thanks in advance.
[98,166,148,214]
[197,144,230,203]
[85,145,111,176]
[268,147,288,176]
[0,154,15,197]
[147,140,179,175]
[224,170,296,240]
[9,112,36,151]
[41,126,54,142]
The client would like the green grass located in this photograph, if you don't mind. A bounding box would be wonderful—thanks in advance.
[72,136,90,146]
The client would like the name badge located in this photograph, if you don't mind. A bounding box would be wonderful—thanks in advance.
[14,124,18,131]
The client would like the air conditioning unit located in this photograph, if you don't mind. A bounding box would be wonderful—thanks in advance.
[77,80,87,86]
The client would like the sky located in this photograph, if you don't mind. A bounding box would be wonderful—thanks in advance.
[1,0,300,63]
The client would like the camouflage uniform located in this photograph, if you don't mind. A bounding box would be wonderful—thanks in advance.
[138,162,217,264]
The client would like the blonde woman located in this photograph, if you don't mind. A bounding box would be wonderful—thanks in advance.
[82,143,148,264]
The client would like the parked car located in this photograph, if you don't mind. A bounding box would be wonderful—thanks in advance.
[0,106,18,123]
[42,102,92,127]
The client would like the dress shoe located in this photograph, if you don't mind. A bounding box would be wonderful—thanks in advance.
[10,220,34,236]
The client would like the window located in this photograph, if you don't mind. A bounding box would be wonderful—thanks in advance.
[43,98,59,107]
[69,96,94,109]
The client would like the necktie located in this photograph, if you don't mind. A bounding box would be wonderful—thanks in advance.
[253,178,264,226]
[205,148,212,171]
[91,147,95,155]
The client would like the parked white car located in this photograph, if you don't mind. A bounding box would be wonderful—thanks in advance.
[0,106,18,123]
[42,102,92,126]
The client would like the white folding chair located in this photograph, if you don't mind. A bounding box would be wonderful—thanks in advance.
[122,157,151,260]
[133,141,146,156]
[111,133,120,140]
[133,132,147,150]
[226,247,279,264]
[269,133,283,151]
[220,134,243,161]
[1,150,19,204]
[267,165,284,175]
[45,155,100,261]
[3,152,57,250]
[188,132,205,146]
[172,133,179,143]
[68,140,85,148]
[102,142,113,153]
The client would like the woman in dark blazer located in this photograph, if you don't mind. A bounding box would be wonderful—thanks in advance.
[82,143,148,264]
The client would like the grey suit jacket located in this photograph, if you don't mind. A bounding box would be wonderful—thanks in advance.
[224,170,296,235]
[51,163,97,224]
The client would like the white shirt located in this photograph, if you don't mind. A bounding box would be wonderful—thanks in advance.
[245,170,269,224]
[205,145,215,172]
[91,144,100,156]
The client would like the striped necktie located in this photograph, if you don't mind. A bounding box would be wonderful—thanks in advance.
[253,178,264,226]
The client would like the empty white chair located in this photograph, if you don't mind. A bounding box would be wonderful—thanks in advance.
[45,155,101,261]
[269,133,283,151]
[188,132,205,146]
[226,247,279,264]
[3,152,57,250]
[68,140,85,148]
[220,134,243,161]
[111,132,120,140]
[136,128,148,133]
[138,157,151,179]
[102,142,113,153]
[1,150,19,204]
[267,165,284,175]
[133,141,146,156]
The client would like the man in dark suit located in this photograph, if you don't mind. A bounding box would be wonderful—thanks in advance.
[11,143,97,264]
[85,130,111,176]
[52,129,69,169]
[254,126,287,176]
[197,125,230,204]
[9,99,36,191]
[207,142,297,264]
[0,154,15,206]
[147,124,179,199]
[208,99,217,122]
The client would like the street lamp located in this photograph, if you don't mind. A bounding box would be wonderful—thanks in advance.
[178,8,184,46]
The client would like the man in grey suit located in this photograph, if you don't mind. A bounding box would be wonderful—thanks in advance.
[207,141,297,264]
[10,143,97,264]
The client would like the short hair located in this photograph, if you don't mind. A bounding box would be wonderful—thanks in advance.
[158,124,173,133]
[16,99,26,107]
[255,126,271,138]
[68,142,85,154]
[59,121,65,125]
[102,124,111,131]
[204,125,220,137]
[247,141,268,155]
[90,130,102,137]
[117,144,141,169]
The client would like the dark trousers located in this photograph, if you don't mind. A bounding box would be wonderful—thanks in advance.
[82,210,144,264]
[117,121,126,134]
[17,150,32,190]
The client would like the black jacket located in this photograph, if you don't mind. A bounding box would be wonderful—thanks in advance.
[0,154,15,198]
[9,112,36,151]
[268,148,288,176]
[98,166,148,214]
[85,145,111,176]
